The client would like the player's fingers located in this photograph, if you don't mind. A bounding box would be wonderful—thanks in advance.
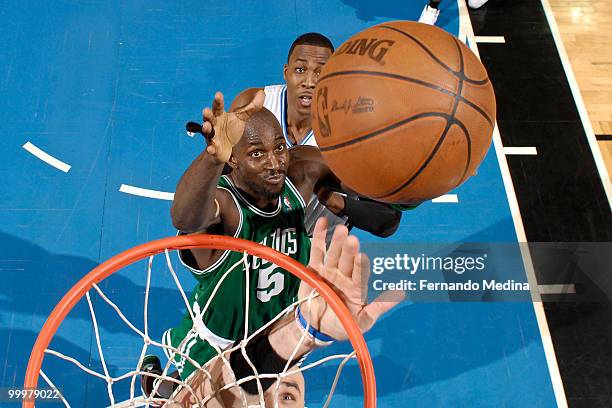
[320,266,351,292]
[306,262,349,298]
[308,217,328,271]
[233,89,264,121]
[212,91,225,117]
[325,225,349,270]
[312,217,328,249]
[338,235,359,278]
[202,121,213,135]
[203,107,216,127]
[347,252,369,305]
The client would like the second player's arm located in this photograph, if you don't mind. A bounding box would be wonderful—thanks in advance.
[315,187,404,238]
[288,146,405,237]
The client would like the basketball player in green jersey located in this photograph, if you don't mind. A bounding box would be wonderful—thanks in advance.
[166,217,403,407]
[165,90,348,382]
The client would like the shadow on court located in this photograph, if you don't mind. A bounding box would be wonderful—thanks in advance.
[304,302,543,400]
[0,231,190,405]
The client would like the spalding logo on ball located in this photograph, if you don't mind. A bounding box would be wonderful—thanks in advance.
[312,21,496,205]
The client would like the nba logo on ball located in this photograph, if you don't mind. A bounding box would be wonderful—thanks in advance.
[315,86,331,138]
[312,21,496,205]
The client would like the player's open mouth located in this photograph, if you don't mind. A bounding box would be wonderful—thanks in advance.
[298,95,312,107]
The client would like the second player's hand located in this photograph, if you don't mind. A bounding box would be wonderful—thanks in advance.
[299,218,405,341]
[202,90,265,163]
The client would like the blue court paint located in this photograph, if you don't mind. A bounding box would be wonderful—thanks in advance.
[0,1,556,406]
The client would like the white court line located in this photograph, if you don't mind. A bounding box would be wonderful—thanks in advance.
[503,146,538,155]
[119,184,174,201]
[538,284,576,295]
[457,2,568,407]
[475,36,506,43]
[540,0,612,210]
[22,142,71,173]
[432,194,458,203]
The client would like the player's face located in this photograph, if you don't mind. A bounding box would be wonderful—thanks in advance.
[233,126,289,201]
[284,44,332,116]
[263,371,305,407]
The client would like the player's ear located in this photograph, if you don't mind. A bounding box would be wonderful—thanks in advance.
[228,154,238,170]
[283,64,288,81]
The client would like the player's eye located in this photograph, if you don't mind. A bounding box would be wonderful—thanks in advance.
[279,392,296,401]
[275,144,285,152]
[295,67,305,73]
[250,151,263,158]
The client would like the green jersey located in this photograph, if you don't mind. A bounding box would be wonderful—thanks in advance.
[164,175,311,379]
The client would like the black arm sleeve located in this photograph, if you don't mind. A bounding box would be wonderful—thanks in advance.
[337,196,402,238]
[229,333,303,395]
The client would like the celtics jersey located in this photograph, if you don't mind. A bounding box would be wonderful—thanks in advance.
[165,175,311,377]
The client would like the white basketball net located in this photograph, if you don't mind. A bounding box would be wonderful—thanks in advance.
[36,248,358,407]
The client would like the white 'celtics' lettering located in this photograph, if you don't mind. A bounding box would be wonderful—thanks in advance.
[251,227,297,302]
[250,227,298,269]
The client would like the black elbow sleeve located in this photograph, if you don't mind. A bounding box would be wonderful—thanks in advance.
[342,197,402,238]
[376,209,402,238]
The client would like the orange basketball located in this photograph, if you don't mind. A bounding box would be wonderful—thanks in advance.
[312,21,496,204]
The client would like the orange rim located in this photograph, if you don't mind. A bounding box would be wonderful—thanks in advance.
[23,234,376,407]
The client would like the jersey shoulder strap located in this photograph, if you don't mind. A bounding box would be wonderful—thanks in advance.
[283,177,307,213]
[263,84,286,122]
[220,175,283,218]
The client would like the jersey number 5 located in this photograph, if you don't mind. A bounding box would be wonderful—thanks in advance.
[256,265,285,302]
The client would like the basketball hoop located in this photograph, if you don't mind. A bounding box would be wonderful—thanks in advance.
[23,234,376,407]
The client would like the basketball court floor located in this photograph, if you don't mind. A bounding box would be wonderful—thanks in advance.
[1,1,610,406]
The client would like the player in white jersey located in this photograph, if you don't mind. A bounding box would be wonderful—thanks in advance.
[228,33,408,241]
[261,84,316,148]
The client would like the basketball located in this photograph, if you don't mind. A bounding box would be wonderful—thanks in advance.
[312,21,496,204]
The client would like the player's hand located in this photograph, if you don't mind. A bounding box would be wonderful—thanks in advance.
[299,218,405,341]
[202,90,265,163]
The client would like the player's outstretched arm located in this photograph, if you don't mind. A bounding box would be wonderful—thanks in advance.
[288,146,406,238]
[171,91,264,233]
[287,145,341,202]
[293,217,405,343]
[316,187,405,238]
[247,217,404,365]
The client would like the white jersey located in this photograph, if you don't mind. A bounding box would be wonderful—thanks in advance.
[263,84,347,240]
[263,85,316,147]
